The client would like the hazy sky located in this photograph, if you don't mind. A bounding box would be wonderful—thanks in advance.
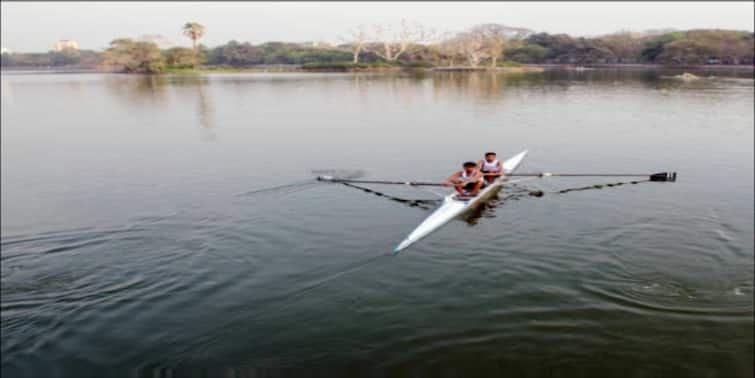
[2,1,753,52]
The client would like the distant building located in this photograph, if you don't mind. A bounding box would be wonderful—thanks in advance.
[54,40,79,51]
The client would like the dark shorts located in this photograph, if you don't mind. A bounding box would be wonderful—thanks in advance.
[463,182,477,191]
[482,171,499,181]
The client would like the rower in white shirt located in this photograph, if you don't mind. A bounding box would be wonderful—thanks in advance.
[478,152,504,184]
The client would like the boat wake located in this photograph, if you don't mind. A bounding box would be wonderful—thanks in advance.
[236,169,367,197]
[235,180,320,197]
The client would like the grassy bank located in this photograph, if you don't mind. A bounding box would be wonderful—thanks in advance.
[162,65,301,74]
[160,61,544,74]
[301,61,437,72]
[160,61,434,73]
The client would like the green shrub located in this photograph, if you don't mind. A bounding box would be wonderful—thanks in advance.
[367,61,394,68]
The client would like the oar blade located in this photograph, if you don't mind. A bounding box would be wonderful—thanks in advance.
[650,172,677,182]
[311,169,365,180]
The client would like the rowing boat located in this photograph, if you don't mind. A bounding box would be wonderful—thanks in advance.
[315,151,676,252]
[393,150,528,253]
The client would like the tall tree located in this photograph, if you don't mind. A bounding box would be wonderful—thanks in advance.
[102,39,165,73]
[183,22,205,67]
[599,31,643,63]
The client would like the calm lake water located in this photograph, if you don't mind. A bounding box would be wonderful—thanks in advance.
[1,68,753,377]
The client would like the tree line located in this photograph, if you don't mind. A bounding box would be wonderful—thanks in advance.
[2,21,752,73]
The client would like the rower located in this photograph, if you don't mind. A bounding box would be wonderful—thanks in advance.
[442,161,484,197]
[478,152,503,184]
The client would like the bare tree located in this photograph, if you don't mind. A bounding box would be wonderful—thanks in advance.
[470,24,533,67]
[437,31,463,66]
[366,20,433,62]
[342,25,369,64]
[485,35,505,67]
[455,31,488,67]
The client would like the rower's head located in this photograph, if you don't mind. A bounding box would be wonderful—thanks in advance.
[485,152,496,163]
[463,161,477,174]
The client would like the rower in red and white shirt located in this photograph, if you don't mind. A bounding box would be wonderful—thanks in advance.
[442,161,484,196]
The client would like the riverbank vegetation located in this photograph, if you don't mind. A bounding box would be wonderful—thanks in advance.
[2,21,752,73]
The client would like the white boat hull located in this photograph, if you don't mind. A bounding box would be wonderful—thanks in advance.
[394,150,528,252]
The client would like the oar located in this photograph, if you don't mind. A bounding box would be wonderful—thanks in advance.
[487,172,677,182]
[317,176,446,186]
[340,182,439,210]
[317,172,677,185]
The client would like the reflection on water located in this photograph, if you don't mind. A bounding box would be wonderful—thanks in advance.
[0,77,13,106]
[103,74,170,106]
[101,75,217,140]
[1,68,752,377]
[195,78,215,138]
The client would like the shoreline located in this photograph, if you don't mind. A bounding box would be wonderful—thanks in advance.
[0,65,544,74]
[529,63,754,71]
[2,64,752,75]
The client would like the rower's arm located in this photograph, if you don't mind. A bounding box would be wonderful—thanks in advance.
[443,172,461,185]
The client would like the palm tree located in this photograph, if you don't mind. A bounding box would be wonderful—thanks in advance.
[182,22,205,67]
[183,22,205,51]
